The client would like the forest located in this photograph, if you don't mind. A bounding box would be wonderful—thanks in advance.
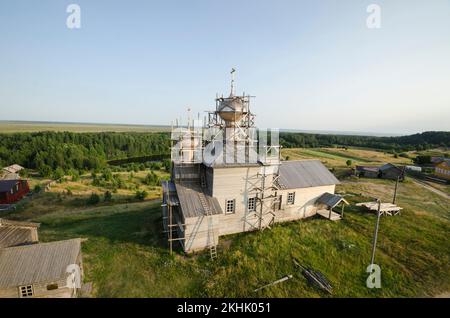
[0,131,170,177]
[279,131,450,151]
[0,130,448,177]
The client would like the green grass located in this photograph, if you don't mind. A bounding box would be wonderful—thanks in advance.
[35,201,211,297]
[22,183,449,298]
[6,146,449,297]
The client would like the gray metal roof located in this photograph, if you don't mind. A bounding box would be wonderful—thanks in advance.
[0,239,81,288]
[174,182,222,218]
[277,160,340,189]
[316,192,349,208]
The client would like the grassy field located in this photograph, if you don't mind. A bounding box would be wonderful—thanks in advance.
[282,147,414,168]
[3,148,450,297]
[0,121,170,133]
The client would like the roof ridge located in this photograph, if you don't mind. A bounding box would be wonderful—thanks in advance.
[0,238,81,252]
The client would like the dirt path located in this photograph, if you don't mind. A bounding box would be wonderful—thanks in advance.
[411,179,450,200]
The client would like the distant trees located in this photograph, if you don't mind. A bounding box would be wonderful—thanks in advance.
[0,130,448,178]
[0,131,170,177]
[280,131,450,152]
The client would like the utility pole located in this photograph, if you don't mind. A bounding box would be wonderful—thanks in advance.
[392,176,399,204]
[370,199,382,266]
[393,166,406,204]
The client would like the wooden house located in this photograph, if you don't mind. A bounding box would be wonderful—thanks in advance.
[434,160,450,180]
[0,180,30,204]
[0,239,83,298]
[356,163,404,181]
[0,219,40,248]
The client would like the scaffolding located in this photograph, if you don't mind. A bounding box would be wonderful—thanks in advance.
[163,69,282,256]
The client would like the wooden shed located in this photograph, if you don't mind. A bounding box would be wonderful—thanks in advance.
[355,166,379,178]
[379,163,405,180]
[0,239,83,298]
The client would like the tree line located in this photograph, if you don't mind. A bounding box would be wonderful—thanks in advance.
[0,130,448,177]
[279,131,450,152]
[0,131,170,177]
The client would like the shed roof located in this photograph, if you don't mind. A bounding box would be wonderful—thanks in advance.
[175,182,222,218]
[0,227,36,249]
[277,160,340,189]
[0,219,40,228]
[356,165,379,172]
[2,165,24,174]
[0,219,40,249]
[0,239,81,288]
[0,180,20,192]
[379,163,401,172]
[316,192,349,208]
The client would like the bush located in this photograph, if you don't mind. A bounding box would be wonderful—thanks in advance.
[104,191,112,202]
[87,192,100,205]
[135,190,148,201]
[399,153,410,158]
[72,171,80,182]
[34,184,42,193]
[144,171,160,186]
[53,167,65,180]
[346,160,352,167]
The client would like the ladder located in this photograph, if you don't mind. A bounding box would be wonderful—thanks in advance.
[198,192,217,260]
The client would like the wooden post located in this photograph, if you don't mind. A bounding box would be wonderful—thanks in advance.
[393,176,399,204]
[341,204,344,219]
[328,207,332,220]
[169,204,173,255]
[393,166,406,204]
[370,199,382,266]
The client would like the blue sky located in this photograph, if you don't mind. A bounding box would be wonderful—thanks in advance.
[0,0,449,134]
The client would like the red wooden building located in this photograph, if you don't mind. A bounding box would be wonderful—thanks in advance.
[0,180,30,204]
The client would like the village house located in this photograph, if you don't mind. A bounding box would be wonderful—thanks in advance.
[355,163,404,181]
[434,160,450,181]
[0,179,30,204]
[0,238,83,298]
[162,72,346,256]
